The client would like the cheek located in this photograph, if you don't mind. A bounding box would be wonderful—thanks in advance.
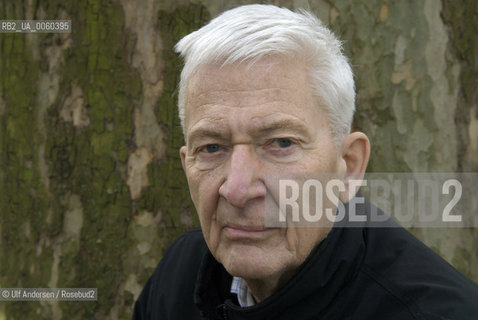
[308,146,341,172]
[287,227,330,257]
[189,169,216,198]
[186,168,222,226]
[191,175,224,255]
[185,173,200,210]
[300,154,334,174]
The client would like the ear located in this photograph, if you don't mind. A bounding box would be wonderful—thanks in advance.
[341,131,370,178]
[340,132,370,201]
[180,146,187,173]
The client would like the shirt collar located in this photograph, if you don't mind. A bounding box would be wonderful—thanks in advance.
[230,277,256,307]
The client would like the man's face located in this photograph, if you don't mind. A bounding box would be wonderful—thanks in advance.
[180,57,346,283]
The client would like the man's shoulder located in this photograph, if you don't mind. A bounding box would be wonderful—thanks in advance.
[162,227,206,258]
[149,227,207,284]
[356,225,478,319]
[363,225,472,283]
[149,227,207,275]
[133,228,208,320]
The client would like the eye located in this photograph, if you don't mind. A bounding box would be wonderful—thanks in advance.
[275,138,293,148]
[204,144,221,153]
[262,137,299,162]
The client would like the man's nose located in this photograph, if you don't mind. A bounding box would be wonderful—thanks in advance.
[218,145,266,208]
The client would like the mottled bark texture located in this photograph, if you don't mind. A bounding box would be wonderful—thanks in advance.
[0,0,476,319]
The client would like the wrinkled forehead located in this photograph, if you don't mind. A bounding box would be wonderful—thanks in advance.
[181,57,327,141]
[189,56,289,84]
[185,56,312,107]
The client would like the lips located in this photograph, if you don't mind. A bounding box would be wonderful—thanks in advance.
[223,224,273,239]
[227,224,266,231]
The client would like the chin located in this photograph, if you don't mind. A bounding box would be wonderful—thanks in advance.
[225,261,278,281]
[218,245,284,280]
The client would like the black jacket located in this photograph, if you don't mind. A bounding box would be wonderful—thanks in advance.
[133,206,478,319]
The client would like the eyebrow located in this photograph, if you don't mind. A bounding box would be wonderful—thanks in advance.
[187,126,228,146]
[187,118,311,146]
[253,118,311,137]
[189,128,225,140]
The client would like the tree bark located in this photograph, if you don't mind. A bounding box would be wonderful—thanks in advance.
[0,0,476,319]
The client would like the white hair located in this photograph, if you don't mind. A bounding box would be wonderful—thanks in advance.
[175,4,355,146]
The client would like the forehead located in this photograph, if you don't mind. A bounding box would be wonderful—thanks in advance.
[184,57,317,123]
[188,57,306,91]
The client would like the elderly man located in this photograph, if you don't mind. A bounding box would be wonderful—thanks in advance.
[133,4,478,319]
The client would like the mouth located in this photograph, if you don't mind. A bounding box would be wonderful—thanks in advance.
[223,224,275,240]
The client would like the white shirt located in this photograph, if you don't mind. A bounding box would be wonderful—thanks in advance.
[230,277,256,307]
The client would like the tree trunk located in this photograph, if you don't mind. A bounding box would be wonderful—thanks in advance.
[0,0,476,319]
